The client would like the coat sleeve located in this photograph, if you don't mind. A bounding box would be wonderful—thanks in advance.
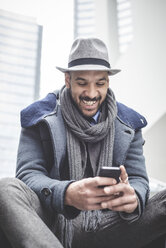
[124,129,150,213]
[16,126,80,219]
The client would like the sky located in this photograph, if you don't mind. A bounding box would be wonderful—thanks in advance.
[0,0,74,97]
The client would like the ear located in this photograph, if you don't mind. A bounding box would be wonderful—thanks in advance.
[106,74,109,88]
[107,77,110,88]
[65,72,71,88]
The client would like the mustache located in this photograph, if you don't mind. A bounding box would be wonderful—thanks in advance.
[79,96,101,101]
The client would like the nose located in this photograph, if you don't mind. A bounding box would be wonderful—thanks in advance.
[85,84,98,99]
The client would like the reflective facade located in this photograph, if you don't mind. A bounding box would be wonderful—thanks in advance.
[0,9,42,177]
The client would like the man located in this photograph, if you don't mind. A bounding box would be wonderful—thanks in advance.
[0,38,165,248]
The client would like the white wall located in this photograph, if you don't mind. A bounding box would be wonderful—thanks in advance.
[112,0,166,181]
[95,0,166,181]
[109,0,166,129]
[144,114,166,182]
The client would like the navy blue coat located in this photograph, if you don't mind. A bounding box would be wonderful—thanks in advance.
[16,91,149,219]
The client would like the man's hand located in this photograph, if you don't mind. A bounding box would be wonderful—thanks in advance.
[65,165,138,213]
[65,177,117,211]
[101,165,138,213]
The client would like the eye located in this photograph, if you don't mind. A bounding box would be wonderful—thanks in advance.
[96,81,105,86]
[77,82,87,86]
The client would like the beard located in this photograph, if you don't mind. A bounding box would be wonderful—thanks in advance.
[68,87,104,119]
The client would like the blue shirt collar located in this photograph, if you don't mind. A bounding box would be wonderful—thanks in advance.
[91,110,100,125]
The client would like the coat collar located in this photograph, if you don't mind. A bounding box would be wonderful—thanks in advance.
[20,92,147,130]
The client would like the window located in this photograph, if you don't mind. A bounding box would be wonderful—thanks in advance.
[116,0,133,54]
[74,0,95,38]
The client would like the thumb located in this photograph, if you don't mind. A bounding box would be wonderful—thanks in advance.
[120,165,129,184]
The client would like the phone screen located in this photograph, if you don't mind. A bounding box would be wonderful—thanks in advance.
[99,167,121,183]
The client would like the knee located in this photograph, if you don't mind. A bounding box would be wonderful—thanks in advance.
[150,189,166,213]
[158,189,166,205]
[0,178,23,204]
[154,189,166,201]
[0,177,19,191]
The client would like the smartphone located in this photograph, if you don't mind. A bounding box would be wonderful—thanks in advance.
[99,166,121,183]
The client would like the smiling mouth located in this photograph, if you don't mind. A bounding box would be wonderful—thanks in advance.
[82,100,97,106]
[80,96,101,107]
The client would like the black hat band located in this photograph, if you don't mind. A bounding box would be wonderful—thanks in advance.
[68,58,111,69]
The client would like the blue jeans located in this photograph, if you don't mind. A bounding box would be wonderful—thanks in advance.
[0,177,165,248]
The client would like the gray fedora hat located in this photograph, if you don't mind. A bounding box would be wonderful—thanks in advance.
[56,37,121,76]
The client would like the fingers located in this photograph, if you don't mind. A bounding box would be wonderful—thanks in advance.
[89,196,138,212]
[120,165,129,184]
[101,184,138,213]
[65,177,118,211]
[80,177,117,198]
[85,195,115,206]
[103,181,132,195]
[65,175,136,212]
[87,176,117,188]
[110,202,138,213]
[101,193,137,209]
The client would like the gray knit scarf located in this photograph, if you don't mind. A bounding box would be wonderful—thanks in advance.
[56,86,117,247]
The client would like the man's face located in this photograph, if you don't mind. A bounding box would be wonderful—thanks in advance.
[65,70,109,118]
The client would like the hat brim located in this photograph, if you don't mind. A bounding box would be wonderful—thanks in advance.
[56,64,121,76]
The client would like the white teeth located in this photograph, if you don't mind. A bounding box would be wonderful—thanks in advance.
[83,100,96,106]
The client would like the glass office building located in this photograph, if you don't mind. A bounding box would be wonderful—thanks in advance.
[0,9,42,177]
